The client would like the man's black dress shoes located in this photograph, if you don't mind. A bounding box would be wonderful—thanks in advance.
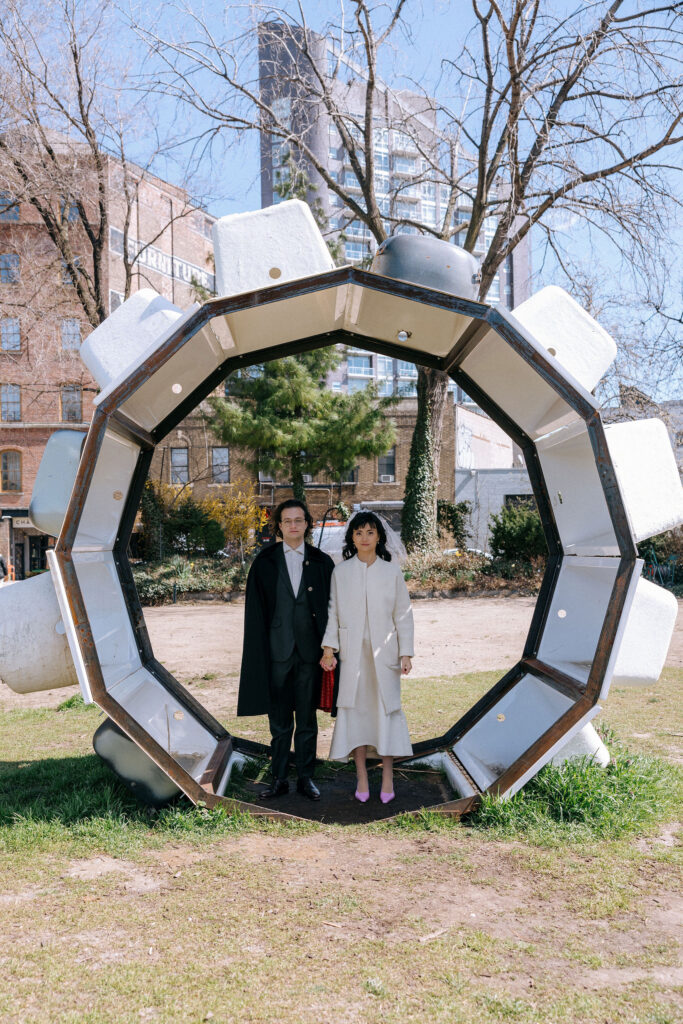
[260,778,289,799]
[297,777,320,801]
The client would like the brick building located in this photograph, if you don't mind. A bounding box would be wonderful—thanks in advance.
[0,153,214,578]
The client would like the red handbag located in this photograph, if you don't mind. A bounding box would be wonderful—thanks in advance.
[318,668,335,713]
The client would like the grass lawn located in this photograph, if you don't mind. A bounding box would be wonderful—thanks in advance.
[0,669,680,1023]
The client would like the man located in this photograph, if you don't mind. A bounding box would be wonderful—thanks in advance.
[238,499,335,800]
[0,552,7,583]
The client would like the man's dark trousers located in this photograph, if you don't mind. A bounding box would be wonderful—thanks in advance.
[268,558,320,780]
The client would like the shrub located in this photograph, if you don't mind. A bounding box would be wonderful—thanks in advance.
[489,500,547,560]
[638,525,683,562]
[139,483,226,557]
[198,482,269,557]
[166,497,225,556]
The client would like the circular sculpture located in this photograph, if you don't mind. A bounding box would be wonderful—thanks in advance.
[0,200,680,818]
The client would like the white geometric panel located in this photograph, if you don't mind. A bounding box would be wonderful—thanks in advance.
[605,418,683,542]
[511,285,617,394]
[607,576,679,692]
[213,199,335,297]
[82,289,187,391]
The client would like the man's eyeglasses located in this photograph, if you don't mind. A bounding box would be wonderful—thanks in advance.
[281,517,306,525]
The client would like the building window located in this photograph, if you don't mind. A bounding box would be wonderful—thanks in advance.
[342,465,358,483]
[270,96,291,126]
[377,355,394,377]
[421,200,437,226]
[348,378,369,394]
[61,257,80,285]
[397,381,417,397]
[60,319,81,350]
[0,254,20,284]
[348,354,372,377]
[211,446,230,483]
[0,450,21,491]
[170,447,189,484]
[398,360,417,379]
[377,378,394,396]
[61,385,82,422]
[378,447,396,482]
[393,156,417,175]
[60,198,79,223]
[0,319,21,351]
[0,384,20,421]
[486,272,501,304]
[345,241,370,263]
[0,192,19,221]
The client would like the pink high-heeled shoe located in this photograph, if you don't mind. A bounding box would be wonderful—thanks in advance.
[380,790,395,804]
[355,790,370,803]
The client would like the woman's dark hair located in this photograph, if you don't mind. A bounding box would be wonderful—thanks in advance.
[273,498,314,540]
[343,511,392,561]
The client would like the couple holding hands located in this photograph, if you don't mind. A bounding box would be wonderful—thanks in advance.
[238,500,414,804]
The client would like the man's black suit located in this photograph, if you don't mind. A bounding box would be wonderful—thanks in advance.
[238,541,335,781]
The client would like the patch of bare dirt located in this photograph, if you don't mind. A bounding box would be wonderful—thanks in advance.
[2,595,680,712]
[635,823,681,852]
[65,855,161,895]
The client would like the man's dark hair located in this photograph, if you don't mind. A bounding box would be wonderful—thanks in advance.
[273,498,314,540]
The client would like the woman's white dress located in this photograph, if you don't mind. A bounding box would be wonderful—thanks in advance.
[328,561,413,761]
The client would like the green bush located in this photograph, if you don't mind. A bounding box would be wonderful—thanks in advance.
[166,497,225,556]
[637,526,683,562]
[489,500,547,560]
[436,499,471,547]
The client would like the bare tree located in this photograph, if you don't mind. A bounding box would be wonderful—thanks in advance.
[0,0,200,329]
[134,0,683,546]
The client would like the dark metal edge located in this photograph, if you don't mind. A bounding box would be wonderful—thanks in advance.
[488,697,592,797]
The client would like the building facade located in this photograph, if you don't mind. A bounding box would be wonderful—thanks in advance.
[0,158,214,578]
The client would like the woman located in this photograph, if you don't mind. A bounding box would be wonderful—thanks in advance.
[320,512,414,803]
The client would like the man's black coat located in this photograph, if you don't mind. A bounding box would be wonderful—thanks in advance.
[237,541,335,717]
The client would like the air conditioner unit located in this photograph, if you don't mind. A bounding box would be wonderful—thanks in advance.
[380,474,395,483]
[302,474,313,484]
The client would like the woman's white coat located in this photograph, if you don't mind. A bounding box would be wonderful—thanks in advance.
[321,555,414,714]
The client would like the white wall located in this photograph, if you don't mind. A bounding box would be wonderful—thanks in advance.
[455,468,533,552]
[455,405,514,470]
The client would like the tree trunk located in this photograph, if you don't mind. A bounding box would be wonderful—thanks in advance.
[291,458,306,503]
[401,371,438,552]
[401,366,449,551]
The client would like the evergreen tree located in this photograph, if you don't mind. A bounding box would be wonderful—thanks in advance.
[206,351,396,502]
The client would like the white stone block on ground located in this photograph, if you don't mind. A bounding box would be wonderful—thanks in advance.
[551,723,610,767]
[610,575,679,688]
[0,573,77,693]
[605,418,683,542]
[81,289,184,390]
[213,199,335,298]
[29,429,86,539]
[511,285,617,394]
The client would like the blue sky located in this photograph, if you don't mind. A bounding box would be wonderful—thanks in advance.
[128,1,681,399]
